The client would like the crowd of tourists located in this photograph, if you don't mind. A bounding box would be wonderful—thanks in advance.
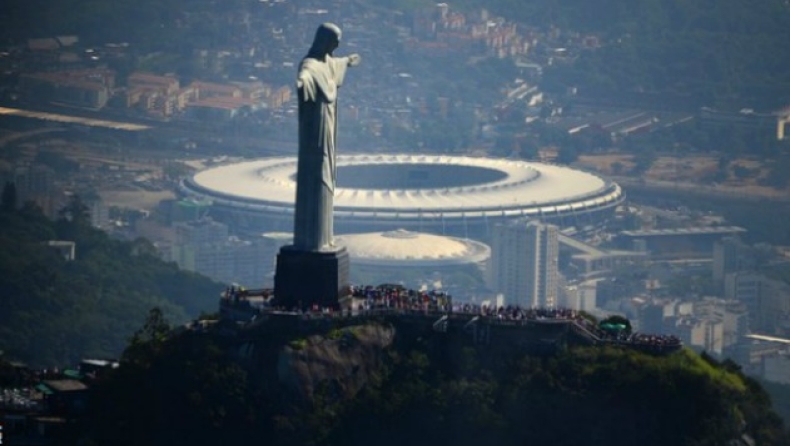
[456,304,579,323]
[350,284,452,313]
[571,316,682,350]
[609,332,683,350]
[352,286,679,351]
[231,283,683,352]
[349,285,579,322]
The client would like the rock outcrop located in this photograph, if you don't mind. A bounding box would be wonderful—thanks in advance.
[276,323,395,405]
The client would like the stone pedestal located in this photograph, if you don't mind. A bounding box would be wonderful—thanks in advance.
[274,245,350,310]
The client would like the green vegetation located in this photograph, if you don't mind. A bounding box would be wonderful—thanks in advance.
[89,315,256,446]
[0,195,224,367]
[84,317,790,446]
[289,338,309,350]
[326,328,343,340]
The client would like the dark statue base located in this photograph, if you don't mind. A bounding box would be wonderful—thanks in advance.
[274,245,351,310]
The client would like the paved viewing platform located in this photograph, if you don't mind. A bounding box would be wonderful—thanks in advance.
[217,285,682,355]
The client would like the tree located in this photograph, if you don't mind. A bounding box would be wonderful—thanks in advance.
[131,307,171,345]
[58,194,91,226]
[0,206,223,367]
[123,307,172,367]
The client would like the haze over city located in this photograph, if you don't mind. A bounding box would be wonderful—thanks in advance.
[1,0,790,444]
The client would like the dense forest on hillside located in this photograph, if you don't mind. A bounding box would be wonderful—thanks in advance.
[0,195,224,367]
[83,318,790,446]
[2,0,789,109]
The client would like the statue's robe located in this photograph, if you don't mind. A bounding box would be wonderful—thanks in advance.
[293,52,350,251]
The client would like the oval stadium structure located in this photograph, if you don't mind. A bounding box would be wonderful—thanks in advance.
[179,154,625,238]
[336,229,491,289]
[337,229,491,269]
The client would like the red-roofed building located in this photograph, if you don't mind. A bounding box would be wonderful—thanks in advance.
[190,81,242,100]
[128,72,180,95]
[19,69,115,109]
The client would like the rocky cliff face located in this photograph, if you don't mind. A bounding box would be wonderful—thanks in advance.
[275,323,395,405]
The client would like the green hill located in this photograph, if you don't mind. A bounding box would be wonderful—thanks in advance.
[84,315,790,446]
[0,198,224,367]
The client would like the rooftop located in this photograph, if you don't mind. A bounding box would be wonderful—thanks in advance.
[183,154,624,220]
[336,229,490,266]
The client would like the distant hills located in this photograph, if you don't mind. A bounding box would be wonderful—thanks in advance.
[3,0,789,109]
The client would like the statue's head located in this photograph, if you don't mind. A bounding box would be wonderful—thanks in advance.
[308,23,342,57]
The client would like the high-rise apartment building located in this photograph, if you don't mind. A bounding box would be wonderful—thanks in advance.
[724,271,762,329]
[168,219,271,287]
[489,220,559,307]
[713,237,754,285]
[693,297,749,347]
[725,271,790,334]
[174,218,228,245]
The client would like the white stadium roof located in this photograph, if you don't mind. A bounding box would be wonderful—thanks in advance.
[182,154,624,221]
[336,229,491,267]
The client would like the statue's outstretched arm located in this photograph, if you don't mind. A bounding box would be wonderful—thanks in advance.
[346,53,361,67]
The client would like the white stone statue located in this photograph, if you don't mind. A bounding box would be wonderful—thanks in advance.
[292,22,361,252]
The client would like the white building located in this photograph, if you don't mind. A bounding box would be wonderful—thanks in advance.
[713,237,754,285]
[725,271,790,333]
[166,218,273,287]
[560,279,598,312]
[489,220,559,307]
[174,218,228,245]
[86,195,110,229]
[46,240,76,261]
[205,237,270,287]
[674,317,725,356]
[693,297,749,348]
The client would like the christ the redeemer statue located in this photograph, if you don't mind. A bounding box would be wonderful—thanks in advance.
[293,22,360,251]
[274,23,359,309]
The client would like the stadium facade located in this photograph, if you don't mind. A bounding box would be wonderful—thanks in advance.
[179,154,625,239]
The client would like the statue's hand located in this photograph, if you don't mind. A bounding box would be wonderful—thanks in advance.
[347,53,361,67]
[297,72,317,101]
[297,72,309,88]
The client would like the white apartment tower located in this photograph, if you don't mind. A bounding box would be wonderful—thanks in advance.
[489,220,559,307]
[713,237,754,285]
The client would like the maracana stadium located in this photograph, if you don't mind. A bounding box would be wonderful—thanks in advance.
[179,154,625,239]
